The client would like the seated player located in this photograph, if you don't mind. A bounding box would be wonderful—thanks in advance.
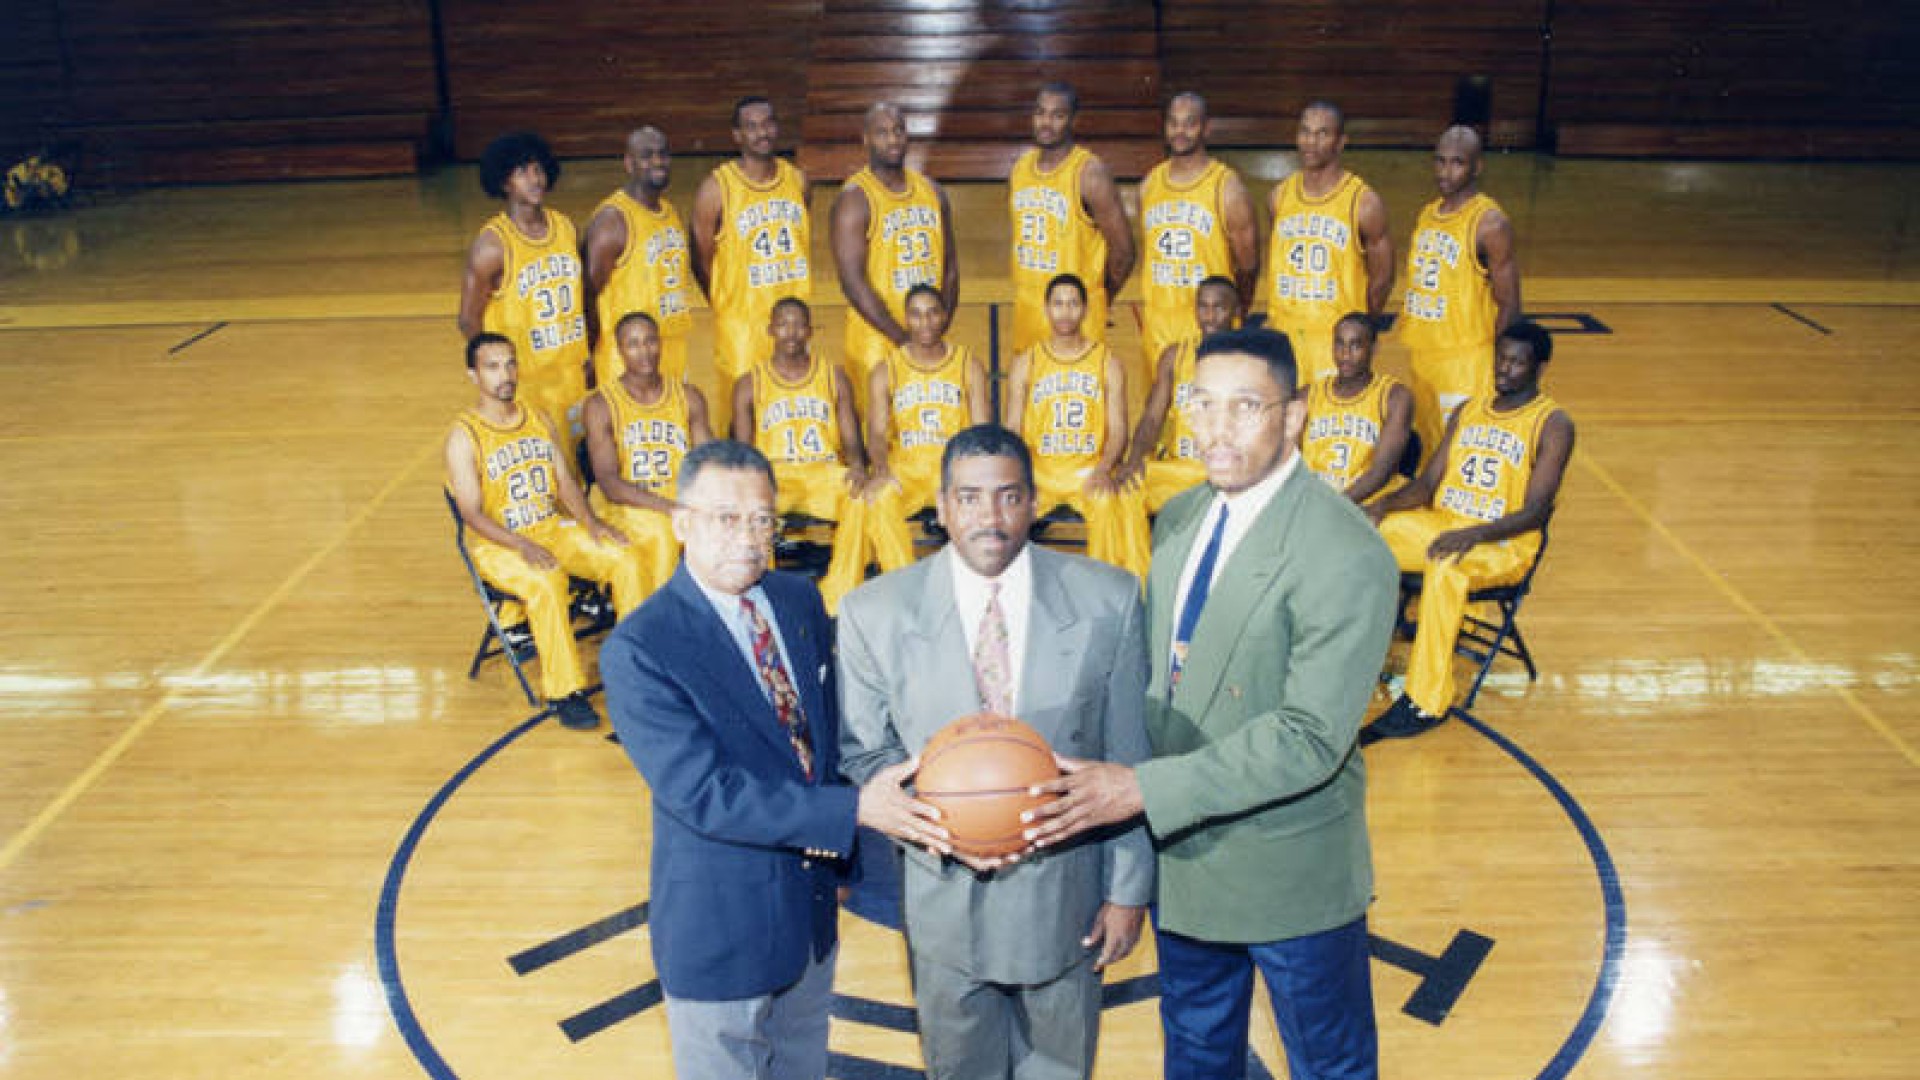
[1361,321,1574,741]
[864,285,992,521]
[1118,274,1241,512]
[1302,312,1414,504]
[445,332,651,730]
[732,298,913,612]
[582,312,714,598]
[1001,273,1151,580]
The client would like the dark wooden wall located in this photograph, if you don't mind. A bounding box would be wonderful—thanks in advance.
[6,0,1914,187]
[7,1,439,186]
[1546,0,1920,157]
[437,0,822,161]
[1159,1,1550,148]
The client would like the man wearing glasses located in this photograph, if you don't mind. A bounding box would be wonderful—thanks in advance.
[602,439,942,1080]
[1025,328,1400,1080]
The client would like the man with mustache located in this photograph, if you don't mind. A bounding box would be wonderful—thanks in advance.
[1026,328,1400,1080]
[603,439,939,1080]
[838,424,1153,1080]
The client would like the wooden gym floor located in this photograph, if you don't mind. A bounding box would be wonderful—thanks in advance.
[0,150,1915,1079]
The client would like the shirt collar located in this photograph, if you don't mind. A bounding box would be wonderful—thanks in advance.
[1210,449,1300,521]
[948,541,1034,599]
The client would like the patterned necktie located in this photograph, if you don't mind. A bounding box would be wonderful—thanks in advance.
[973,581,1013,716]
[1171,503,1229,689]
[740,596,814,780]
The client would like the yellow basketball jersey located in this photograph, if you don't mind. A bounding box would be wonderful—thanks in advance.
[600,376,692,497]
[710,159,812,324]
[1436,392,1557,540]
[1009,147,1109,344]
[456,405,564,534]
[1140,160,1235,361]
[591,190,693,372]
[482,209,589,374]
[1153,336,1203,462]
[885,343,973,457]
[1401,192,1501,354]
[1024,340,1110,469]
[751,354,841,467]
[845,167,944,371]
[1264,172,1371,341]
[1303,371,1403,490]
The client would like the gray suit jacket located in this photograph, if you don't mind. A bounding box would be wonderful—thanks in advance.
[1135,463,1399,944]
[838,545,1154,984]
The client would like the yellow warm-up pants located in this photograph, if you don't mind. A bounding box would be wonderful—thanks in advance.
[1378,508,1538,716]
[1138,458,1207,514]
[1408,346,1492,469]
[471,518,649,701]
[519,359,588,458]
[589,491,681,599]
[774,462,914,613]
[1033,459,1151,582]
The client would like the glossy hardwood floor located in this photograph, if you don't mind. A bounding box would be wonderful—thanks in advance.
[0,151,1915,1080]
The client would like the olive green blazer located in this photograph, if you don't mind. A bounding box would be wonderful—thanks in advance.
[1135,462,1399,943]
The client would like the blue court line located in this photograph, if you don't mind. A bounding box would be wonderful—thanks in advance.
[377,706,1622,1080]
[560,979,663,1042]
[376,712,549,1080]
[1461,712,1628,1080]
[507,901,648,975]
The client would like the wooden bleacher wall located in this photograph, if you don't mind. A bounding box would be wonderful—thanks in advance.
[5,0,1914,187]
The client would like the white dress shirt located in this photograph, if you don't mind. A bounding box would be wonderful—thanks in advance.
[948,544,1034,715]
[1170,451,1302,665]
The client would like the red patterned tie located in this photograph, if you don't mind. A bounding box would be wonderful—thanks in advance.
[740,596,814,780]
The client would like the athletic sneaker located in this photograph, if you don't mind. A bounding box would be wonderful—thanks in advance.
[552,692,601,731]
[1359,694,1443,746]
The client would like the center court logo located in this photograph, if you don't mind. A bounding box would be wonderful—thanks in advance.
[377,713,1621,1079]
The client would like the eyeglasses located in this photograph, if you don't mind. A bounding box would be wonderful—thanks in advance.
[682,505,781,538]
[1181,395,1285,428]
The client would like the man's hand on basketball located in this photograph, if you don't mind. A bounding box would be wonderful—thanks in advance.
[514,538,559,571]
[1083,902,1146,970]
[856,757,951,858]
[1022,756,1145,848]
[951,849,1020,874]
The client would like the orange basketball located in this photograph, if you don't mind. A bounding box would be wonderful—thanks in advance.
[915,712,1059,859]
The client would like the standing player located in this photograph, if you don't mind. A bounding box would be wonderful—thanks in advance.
[733,299,913,612]
[1003,274,1151,580]
[446,332,649,731]
[458,132,590,445]
[1119,275,1241,513]
[865,285,991,521]
[582,312,714,598]
[1363,321,1573,741]
[1008,82,1136,358]
[831,103,958,399]
[1138,92,1260,374]
[1261,101,1394,384]
[1303,312,1414,504]
[693,96,811,434]
[585,126,696,388]
[1399,125,1522,466]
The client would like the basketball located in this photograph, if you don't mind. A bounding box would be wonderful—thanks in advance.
[915,712,1060,859]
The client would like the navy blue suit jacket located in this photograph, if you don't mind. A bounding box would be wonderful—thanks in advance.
[604,565,859,1001]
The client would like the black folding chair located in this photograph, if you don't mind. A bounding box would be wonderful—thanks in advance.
[1397,522,1551,716]
[443,490,615,709]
